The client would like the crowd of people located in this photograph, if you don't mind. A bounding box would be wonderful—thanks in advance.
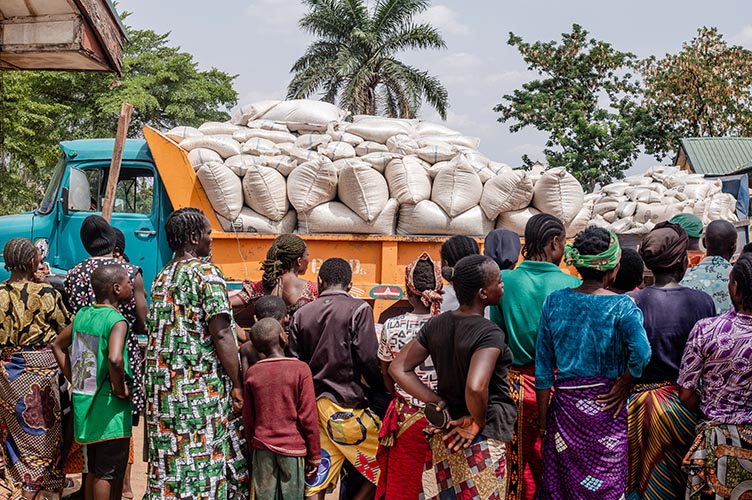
[0,207,750,500]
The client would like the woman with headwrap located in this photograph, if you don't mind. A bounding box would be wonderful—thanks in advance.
[535,226,651,500]
[231,234,318,320]
[669,214,705,267]
[626,222,715,500]
[375,252,443,500]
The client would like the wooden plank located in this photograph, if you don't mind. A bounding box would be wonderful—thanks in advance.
[101,102,132,222]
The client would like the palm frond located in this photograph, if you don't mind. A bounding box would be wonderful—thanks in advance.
[372,0,429,41]
[379,23,446,54]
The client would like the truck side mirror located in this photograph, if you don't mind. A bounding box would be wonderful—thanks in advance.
[61,187,70,216]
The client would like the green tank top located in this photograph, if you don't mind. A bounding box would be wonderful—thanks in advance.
[70,304,132,444]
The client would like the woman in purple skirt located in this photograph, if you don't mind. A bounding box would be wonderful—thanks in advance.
[534,226,652,500]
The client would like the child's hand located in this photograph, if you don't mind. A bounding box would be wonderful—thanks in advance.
[444,416,481,452]
[113,383,131,400]
[305,460,320,479]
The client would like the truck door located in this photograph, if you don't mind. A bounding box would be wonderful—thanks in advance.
[55,162,161,290]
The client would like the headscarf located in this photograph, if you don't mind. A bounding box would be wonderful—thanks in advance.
[639,221,689,271]
[405,252,443,316]
[484,229,522,271]
[669,213,703,239]
[564,229,622,271]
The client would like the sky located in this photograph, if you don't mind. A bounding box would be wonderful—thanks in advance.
[122,0,752,175]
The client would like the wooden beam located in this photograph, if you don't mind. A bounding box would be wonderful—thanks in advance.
[101,102,133,222]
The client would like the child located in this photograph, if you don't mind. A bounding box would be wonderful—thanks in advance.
[288,258,383,499]
[242,318,320,499]
[52,264,133,500]
[239,294,288,375]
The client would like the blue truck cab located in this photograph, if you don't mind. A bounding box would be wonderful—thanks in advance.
[0,139,174,291]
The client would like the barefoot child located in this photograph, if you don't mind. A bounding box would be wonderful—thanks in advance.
[53,264,133,500]
[242,318,320,499]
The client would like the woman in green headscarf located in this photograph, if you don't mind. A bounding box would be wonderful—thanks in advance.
[535,226,652,499]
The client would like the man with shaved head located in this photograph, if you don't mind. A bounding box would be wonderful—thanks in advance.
[681,219,738,312]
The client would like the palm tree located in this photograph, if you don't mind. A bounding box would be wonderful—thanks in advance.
[288,0,449,119]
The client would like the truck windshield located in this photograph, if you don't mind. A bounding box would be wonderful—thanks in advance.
[37,156,66,215]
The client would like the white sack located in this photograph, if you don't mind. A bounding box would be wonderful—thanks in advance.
[450,152,496,183]
[431,160,483,217]
[567,199,595,238]
[397,201,494,236]
[198,122,242,136]
[295,133,331,150]
[196,161,244,220]
[496,207,541,236]
[217,207,296,234]
[616,200,638,218]
[332,158,371,172]
[241,137,280,156]
[257,100,347,129]
[278,143,322,164]
[246,119,290,132]
[626,188,662,204]
[385,157,432,204]
[166,126,202,142]
[337,164,389,222]
[531,167,584,225]
[346,117,415,143]
[319,141,357,161]
[298,198,398,235]
[242,166,289,222]
[359,152,403,173]
[188,148,222,170]
[480,170,534,219]
[260,156,297,177]
[355,141,389,156]
[180,136,241,159]
[386,134,420,155]
[704,193,739,223]
[416,121,461,137]
[233,100,281,124]
[232,128,296,144]
[326,127,364,146]
[633,203,683,224]
[287,157,339,212]
[415,144,458,164]
[225,154,264,177]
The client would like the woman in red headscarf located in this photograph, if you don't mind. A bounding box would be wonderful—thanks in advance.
[375,252,443,500]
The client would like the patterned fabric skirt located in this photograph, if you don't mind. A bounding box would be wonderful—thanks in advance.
[376,397,431,500]
[507,364,544,500]
[536,377,628,500]
[421,433,507,500]
[0,349,64,492]
[682,422,752,500]
[627,381,699,500]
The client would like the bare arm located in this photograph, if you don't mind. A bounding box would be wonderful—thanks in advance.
[51,324,73,382]
[389,340,442,406]
[679,387,700,415]
[132,273,147,335]
[536,388,551,437]
[108,321,129,399]
[209,313,243,413]
[380,360,396,397]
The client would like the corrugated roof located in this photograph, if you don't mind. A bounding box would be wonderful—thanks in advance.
[679,137,752,176]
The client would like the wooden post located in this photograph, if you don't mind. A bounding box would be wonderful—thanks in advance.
[101,102,133,222]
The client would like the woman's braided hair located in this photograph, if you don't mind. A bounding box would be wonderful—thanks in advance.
[3,238,38,274]
[522,213,566,259]
[731,253,752,312]
[165,208,207,252]
[440,235,479,281]
[452,255,497,306]
[572,226,611,280]
[261,234,307,291]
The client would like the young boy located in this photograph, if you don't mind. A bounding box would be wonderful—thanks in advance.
[239,294,289,375]
[242,318,320,499]
[288,258,383,499]
[52,264,133,500]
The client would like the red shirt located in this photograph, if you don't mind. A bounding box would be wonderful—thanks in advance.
[242,358,321,463]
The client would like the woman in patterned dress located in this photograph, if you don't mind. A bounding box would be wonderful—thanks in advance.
[230,234,317,323]
[0,238,71,499]
[678,253,752,500]
[144,208,248,500]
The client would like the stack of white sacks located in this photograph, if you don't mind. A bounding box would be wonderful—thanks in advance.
[165,99,737,237]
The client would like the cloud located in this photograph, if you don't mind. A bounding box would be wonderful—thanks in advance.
[416,5,468,36]
[245,0,306,30]
[731,25,752,47]
[438,52,483,70]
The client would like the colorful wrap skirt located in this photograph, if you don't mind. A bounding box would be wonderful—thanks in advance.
[627,381,699,500]
[507,364,544,500]
[421,433,507,500]
[682,422,752,500]
[376,397,431,500]
[536,377,628,500]
[0,349,64,493]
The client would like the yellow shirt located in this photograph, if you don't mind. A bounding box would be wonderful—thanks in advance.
[0,281,70,348]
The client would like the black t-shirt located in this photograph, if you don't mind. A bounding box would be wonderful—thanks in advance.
[416,311,516,441]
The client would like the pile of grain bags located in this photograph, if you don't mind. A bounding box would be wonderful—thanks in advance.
[166,99,595,236]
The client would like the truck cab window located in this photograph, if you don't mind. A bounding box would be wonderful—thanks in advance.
[68,167,102,212]
[114,170,154,215]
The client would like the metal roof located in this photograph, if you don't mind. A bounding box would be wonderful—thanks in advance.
[679,137,752,176]
[60,139,153,162]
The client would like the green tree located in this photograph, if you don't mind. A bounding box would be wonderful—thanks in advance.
[495,24,647,191]
[288,0,449,119]
[641,27,752,160]
[0,21,238,214]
